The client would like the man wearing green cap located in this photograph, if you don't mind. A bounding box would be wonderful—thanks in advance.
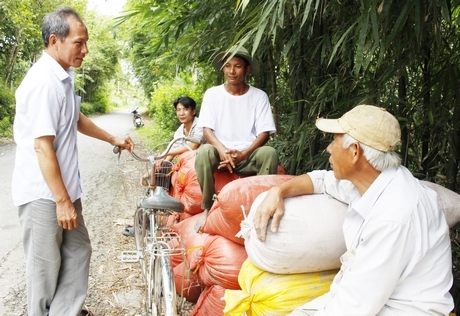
[194,47,278,232]
[254,105,454,315]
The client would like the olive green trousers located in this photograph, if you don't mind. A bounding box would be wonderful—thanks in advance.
[194,144,278,210]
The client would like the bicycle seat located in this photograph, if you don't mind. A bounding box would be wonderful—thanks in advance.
[140,186,184,213]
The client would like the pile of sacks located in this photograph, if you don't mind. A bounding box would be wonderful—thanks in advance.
[167,151,460,315]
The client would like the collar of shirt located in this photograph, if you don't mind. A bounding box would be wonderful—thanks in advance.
[344,167,398,248]
[190,116,198,131]
[42,51,74,83]
[349,167,397,220]
[181,116,199,139]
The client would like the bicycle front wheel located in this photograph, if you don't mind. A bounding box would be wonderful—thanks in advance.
[146,245,178,316]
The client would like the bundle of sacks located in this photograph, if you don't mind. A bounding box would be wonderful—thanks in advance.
[167,151,296,315]
[170,174,347,315]
[223,180,460,316]
[167,151,460,315]
[223,191,347,316]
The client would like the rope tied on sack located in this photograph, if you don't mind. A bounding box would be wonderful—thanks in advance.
[235,205,251,239]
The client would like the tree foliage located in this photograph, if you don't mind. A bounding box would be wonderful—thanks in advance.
[74,11,123,111]
[116,0,460,193]
[0,0,124,124]
[2,0,457,188]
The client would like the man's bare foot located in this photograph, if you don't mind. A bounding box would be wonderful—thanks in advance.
[194,209,208,233]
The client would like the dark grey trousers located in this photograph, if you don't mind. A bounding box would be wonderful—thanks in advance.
[18,198,92,316]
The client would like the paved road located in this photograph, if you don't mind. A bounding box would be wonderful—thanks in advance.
[0,109,136,315]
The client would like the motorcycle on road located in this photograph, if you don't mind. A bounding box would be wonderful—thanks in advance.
[131,107,144,128]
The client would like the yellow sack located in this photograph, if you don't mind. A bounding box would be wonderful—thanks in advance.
[224,258,337,316]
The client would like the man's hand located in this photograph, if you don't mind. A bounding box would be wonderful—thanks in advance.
[113,136,134,153]
[253,186,285,242]
[155,159,164,172]
[56,199,79,230]
[217,149,247,172]
[140,170,150,187]
[216,147,235,172]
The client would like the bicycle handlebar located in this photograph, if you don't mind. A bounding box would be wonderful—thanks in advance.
[113,136,202,163]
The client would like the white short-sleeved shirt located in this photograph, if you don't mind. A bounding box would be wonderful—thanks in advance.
[197,84,276,151]
[299,167,454,315]
[12,52,81,206]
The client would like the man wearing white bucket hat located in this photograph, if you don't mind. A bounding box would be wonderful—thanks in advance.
[254,105,454,315]
[194,46,278,232]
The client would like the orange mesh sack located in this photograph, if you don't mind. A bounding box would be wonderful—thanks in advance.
[197,235,248,290]
[171,214,210,272]
[239,191,347,274]
[167,236,184,268]
[170,152,243,219]
[174,261,203,303]
[201,175,295,245]
[223,258,337,316]
[190,284,226,316]
[171,151,203,216]
[214,171,241,193]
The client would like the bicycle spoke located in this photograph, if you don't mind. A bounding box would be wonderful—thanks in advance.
[153,252,163,315]
[147,254,156,315]
[134,208,147,283]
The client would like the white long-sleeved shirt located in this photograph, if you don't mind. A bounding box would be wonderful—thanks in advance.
[299,167,454,315]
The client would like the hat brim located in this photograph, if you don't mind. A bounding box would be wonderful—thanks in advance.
[315,118,345,134]
[212,52,260,76]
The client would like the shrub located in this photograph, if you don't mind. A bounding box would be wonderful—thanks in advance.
[80,102,93,116]
[0,81,14,123]
[144,76,205,148]
[0,116,13,138]
[0,81,15,138]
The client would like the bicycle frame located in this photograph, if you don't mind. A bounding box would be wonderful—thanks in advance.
[117,136,201,316]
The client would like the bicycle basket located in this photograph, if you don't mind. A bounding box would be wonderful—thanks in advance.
[154,160,173,191]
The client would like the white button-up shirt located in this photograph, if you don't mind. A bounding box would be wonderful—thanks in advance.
[300,166,454,315]
[12,51,81,206]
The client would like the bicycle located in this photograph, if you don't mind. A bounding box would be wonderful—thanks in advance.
[114,136,201,316]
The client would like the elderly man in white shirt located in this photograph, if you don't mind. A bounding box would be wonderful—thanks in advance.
[254,105,454,315]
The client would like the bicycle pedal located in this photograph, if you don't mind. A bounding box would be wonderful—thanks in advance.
[121,251,139,263]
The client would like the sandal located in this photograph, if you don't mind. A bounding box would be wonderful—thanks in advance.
[81,309,94,316]
[122,226,134,237]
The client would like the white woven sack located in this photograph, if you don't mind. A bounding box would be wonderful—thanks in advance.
[239,192,347,274]
[420,180,460,228]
